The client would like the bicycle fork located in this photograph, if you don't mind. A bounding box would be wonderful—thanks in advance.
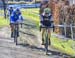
[14,24,19,45]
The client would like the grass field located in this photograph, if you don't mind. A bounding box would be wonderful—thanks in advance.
[0,10,9,27]
[21,8,40,28]
[0,16,9,27]
[0,10,4,13]
[21,8,75,57]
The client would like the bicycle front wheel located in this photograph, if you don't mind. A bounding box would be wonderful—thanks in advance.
[44,33,49,55]
[14,30,18,45]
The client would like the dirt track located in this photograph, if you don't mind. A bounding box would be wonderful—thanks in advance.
[0,19,68,58]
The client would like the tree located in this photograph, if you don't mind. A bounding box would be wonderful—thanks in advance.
[1,0,7,19]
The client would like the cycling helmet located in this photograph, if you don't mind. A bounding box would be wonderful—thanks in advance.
[44,8,51,14]
[10,7,13,9]
[15,8,20,12]
[13,8,21,15]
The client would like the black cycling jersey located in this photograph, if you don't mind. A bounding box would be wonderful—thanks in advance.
[42,14,52,21]
[41,14,52,27]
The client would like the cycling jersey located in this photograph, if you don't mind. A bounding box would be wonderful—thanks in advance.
[8,7,14,16]
[40,13,53,27]
[18,15,24,23]
[40,12,52,21]
[9,9,13,15]
[10,11,23,23]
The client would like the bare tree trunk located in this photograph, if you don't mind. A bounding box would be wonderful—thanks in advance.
[2,0,7,19]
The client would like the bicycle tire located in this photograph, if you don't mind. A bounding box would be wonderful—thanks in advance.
[13,30,15,42]
[14,28,18,45]
[14,26,18,45]
[44,32,49,55]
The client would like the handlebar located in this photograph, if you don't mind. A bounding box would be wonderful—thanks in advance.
[41,21,54,23]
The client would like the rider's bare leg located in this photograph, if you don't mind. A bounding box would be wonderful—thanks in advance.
[48,28,51,45]
[41,28,45,45]
[10,23,14,38]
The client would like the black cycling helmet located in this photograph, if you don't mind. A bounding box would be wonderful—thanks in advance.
[16,8,20,12]
[9,6,13,9]
[10,7,13,8]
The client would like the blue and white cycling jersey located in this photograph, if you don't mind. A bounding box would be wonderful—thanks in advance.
[18,15,23,23]
[10,11,23,23]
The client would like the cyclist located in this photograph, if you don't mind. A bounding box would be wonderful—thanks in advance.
[8,7,14,17]
[10,8,23,38]
[40,0,48,45]
[40,5,54,45]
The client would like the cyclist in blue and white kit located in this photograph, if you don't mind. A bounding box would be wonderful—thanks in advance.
[10,8,23,38]
[8,7,14,17]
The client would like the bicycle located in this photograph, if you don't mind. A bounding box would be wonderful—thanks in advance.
[41,21,54,55]
[41,26,51,55]
[13,23,19,45]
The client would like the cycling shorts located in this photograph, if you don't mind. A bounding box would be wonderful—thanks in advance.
[41,20,52,27]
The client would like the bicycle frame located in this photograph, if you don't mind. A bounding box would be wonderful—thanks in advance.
[41,27,50,55]
[44,28,49,44]
[13,23,19,45]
